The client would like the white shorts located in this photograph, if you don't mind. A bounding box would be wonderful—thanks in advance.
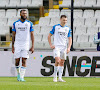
[53,46,67,60]
[14,47,29,59]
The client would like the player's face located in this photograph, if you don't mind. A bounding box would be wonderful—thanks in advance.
[20,11,27,20]
[60,17,67,25]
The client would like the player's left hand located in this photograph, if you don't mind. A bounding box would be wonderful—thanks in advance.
[30,47,34,54]
[67,48,70,54]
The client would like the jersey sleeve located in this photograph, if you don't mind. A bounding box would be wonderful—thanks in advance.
[50,25,55,35]
[68,28,72,37]
[12,22,16,32]
[30,22,34,32]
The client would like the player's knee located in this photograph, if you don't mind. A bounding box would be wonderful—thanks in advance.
[55,58,60,64]
[60,61,64,66]
[22,60,26,65]
[55,60,60,64]
[15,58,20,66]
[15,62,19,66]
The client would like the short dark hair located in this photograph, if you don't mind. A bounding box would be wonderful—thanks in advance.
[60,15,67,19]
[20,9,27,14]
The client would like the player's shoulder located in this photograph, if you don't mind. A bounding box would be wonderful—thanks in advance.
[53,24,60,28]
[65,25,71,30]
[65,25,70,28]
[13,19,20,25]
[54,24,60,27]
[25,20,33,25]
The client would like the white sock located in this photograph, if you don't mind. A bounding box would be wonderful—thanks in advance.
[54,66,59,78]
[16,66,20,75]
[59,66,64,79]
[20,66,26,79]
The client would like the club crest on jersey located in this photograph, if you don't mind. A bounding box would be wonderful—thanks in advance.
[25,23,28,26]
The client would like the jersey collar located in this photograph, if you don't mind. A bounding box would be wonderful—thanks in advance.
[19,19,27,23]
[60,24,66,28]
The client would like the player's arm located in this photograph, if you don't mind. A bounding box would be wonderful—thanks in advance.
[67,37,72,54]
[48,33,55,49]
[67,29,72,54]
[30,31,34,53]
[30,22,34,53]
[12,22,16,53]
[48,26,55,49]
[12,31,16,53]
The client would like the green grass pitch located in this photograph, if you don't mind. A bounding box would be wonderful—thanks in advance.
[0,77,100,90]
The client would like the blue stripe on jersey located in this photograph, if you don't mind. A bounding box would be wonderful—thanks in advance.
[25,20,34,32]
[65,25,72,37]
[50,24,60,34]
[12,20,20,32]
[68,29,72,37]
[50,24,72,37]
[12,19,34,32]
[30,21,34,32]
[12,22,16,32]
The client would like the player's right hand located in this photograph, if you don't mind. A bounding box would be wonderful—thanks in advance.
[12,46,14,53]
[29,47,34,54]
[67,48,70,54]
[50,45,55,49]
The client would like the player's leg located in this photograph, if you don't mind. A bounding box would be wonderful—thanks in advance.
[58,48,66,82]
[15,58,20,73]
[53,48,60,82]
[20,58,27,81]
[14,47,21,81]
[59,59,65,79]
[58,59,66,82]
[15,58,20,81]
[53,57,61,82]
[20,50,29,81]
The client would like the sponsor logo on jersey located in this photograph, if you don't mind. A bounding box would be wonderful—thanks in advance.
[18,27,27,31]
[58,28,60,30]
[58,32,66,36]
